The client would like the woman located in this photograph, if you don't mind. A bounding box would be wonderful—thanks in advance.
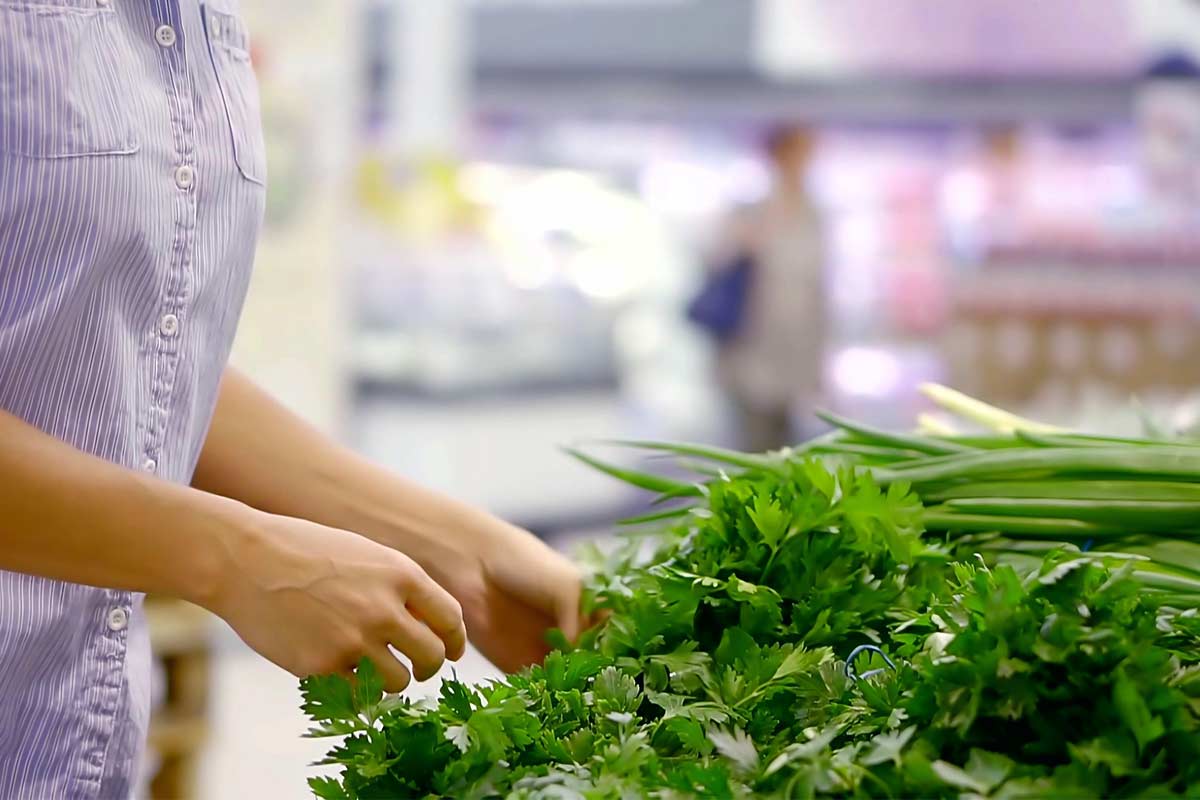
[715,125,828,452]
[0,4,580,797]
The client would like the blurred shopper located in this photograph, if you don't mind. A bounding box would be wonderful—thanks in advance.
[1140,53,1200,220]
[942,123,1028,266]
[691,126,827,452]
[0,7,582,797]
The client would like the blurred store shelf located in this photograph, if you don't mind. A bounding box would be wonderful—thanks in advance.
[347,390,648,533]
[475,71,1136,126]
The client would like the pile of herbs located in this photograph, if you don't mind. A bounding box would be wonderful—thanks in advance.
[303,427,1200,798]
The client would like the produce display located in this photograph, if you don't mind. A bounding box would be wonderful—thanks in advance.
[303,386,1200,799]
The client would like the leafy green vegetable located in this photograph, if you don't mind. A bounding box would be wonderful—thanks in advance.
[302,391,1200,797]
[303,442,1200,797]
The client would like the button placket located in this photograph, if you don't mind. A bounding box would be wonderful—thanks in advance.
[142,4,194,497]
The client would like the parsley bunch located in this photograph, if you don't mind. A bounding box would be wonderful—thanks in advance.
[302,452,1200,798]
[584,460,942,658]
[813,559,1200,798]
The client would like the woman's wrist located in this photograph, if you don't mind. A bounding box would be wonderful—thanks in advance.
[164,487,265,613]
[389,502,483,587]
[349,482,492,587]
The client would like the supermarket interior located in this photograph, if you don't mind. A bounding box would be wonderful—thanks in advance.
[87,0,1200,796]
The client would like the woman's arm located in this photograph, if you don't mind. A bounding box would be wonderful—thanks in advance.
[0,407,235,602]
[0,407,465,689]
[193,368,584,672]
[192,368,475,588]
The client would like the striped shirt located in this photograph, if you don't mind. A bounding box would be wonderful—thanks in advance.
[0,1,264,796]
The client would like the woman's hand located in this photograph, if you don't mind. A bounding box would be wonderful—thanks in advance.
[205,510,467,690]
[190,369,588,675]
[432,513,586,672]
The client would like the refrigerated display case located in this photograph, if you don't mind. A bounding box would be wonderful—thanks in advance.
[939,123,1200,409]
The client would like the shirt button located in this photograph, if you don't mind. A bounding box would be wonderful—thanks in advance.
[155,24,177,48]
[96,0,110,6]
[142,458,157,473]
[107,607,129,632]
[174,164,195,190]
[159,313,179,337]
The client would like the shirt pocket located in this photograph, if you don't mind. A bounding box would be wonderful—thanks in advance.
[0,0,139,158]
[202,2,266,185]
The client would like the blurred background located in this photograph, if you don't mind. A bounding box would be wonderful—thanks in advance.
[145,0,1200,796]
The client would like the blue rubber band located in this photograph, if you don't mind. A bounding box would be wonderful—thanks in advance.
[844,644,897,681]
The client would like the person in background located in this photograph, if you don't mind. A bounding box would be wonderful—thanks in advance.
[0,5,581,797]
[941,123,1027,267]
[714,125,828,453]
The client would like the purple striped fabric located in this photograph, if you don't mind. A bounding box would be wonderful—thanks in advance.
[0,0,264,796]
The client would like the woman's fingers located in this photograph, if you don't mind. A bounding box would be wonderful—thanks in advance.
[364,646,412,694]
[474,585,556,673]
[499,534,583,630]
[406,575,468,661]
[387,609,449,681]
[555,577,585,643]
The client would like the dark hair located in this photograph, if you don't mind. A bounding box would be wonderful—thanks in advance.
[762,124,809,158]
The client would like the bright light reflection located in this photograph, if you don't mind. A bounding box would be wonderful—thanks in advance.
[500,248,556,291]
[457,162,521,206]
[831,346,903,398]
[567,248,643,302]
[638,160,726,218]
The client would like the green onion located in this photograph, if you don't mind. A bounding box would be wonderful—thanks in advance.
[925,480,1200,502]
[922,510,1120,538]
[564,447,700,497]
[942,498,1200,529]
[1015,431,1199,449]
[606,440,779,472]
[919,383,1064,434]
[814,409,971,456]
[875,447,1200,486]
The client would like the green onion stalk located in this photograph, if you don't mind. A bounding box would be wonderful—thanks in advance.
[573,385,1200,606]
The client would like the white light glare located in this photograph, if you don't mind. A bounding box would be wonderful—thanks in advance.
[831,346,903,398]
